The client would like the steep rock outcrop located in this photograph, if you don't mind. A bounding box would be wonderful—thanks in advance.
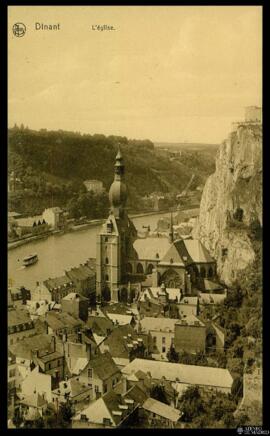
[194,124,262,285]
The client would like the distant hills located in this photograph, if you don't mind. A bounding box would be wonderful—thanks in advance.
[8,126,217,216]
[155,142,219,152]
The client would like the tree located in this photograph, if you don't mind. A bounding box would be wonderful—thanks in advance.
[178,386,205,422]
[150,384,170,405]
[167,344,179,363]
[58,401,73,427]
[222,412,235,428]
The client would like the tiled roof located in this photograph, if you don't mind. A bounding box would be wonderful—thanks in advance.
[159,239,193,266]
[178,296,198,305]
[122,359,233,389]
[44,275,73,290]
[102,325,147,359]
[105,303,136,316]
[183,239,214,263]
[8,308,33,328]
[46,312,85,331]
[66,261,96,282]
[87,352,120,381]
[107,313,133,326]
[140,317,178,333]
[199,292,226,305]
[87,316,114,336]
[175,314,205,327]
[9,334,53,360]
[73,384,146,427]
[53,378,90,398]
[142,397,181,422]
[36,350,63,363]
[139,287,181,302]
[16,215,43,227]
[62,292,89,302]
[69,358,89,375]
[133,237,171,261]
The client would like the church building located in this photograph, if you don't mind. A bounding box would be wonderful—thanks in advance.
[96,149,216,304]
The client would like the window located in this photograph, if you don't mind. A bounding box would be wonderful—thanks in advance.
[105,274,109,281]
[162,346,166,353]
[81,414,88,422]
[105,237,108,242]
[48,363,51,370]
[103,383,107,393]
[105,257,109,265]
[88,383,92,388]
[95,385,99,393]
[162,337,166,344]
[153,336,157,343]
[57,360,61,366]
[88,368,93,378]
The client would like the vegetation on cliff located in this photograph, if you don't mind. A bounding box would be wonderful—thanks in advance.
[8,125,215,216]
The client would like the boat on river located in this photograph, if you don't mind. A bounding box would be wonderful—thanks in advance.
[22,253,38,267]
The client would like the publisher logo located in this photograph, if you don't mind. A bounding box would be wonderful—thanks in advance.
[13,23,26,37]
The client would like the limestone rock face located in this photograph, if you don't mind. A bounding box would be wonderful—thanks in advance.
[194,124,262,285]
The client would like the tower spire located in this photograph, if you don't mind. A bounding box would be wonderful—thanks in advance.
[169,211,174,243]
[109,145,127,218]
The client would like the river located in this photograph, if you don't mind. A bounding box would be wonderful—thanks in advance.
[8,211,174,290]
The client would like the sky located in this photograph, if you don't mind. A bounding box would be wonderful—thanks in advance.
[8,6,262,144]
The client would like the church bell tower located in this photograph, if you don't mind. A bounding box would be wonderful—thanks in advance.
[96,147,137,303]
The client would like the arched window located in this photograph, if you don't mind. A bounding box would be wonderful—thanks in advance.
[120,288,128,303]
[147,264,154,275]
[200,267,206,278]
[105,257,109,265]
[136,263,144,274]
[126,263,133,274]
[103,287,111,302]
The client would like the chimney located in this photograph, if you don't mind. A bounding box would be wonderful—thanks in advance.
[78,330,82,343]
[51,335,56,352]
[185,272,192,295]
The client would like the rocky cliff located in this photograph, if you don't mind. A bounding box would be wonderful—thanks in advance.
[194,124,262,285]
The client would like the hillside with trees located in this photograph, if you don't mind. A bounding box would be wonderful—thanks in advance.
[8,125,216,216]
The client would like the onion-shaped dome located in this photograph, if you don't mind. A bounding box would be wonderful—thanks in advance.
[109,179,127,208]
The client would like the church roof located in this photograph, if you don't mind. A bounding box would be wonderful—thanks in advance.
[133,237,171,261]
[183,240,214,263]
[159,239,193,266]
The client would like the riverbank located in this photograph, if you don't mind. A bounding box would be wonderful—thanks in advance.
[8,232,52,250]
[8,205,199,251]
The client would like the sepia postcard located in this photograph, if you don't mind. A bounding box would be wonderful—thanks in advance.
[7,5,264,431]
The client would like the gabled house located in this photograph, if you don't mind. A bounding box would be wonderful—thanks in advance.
[99,324,149,363]
[76,352,121,400]
[52,378,92,412]
[72,384,147,428]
